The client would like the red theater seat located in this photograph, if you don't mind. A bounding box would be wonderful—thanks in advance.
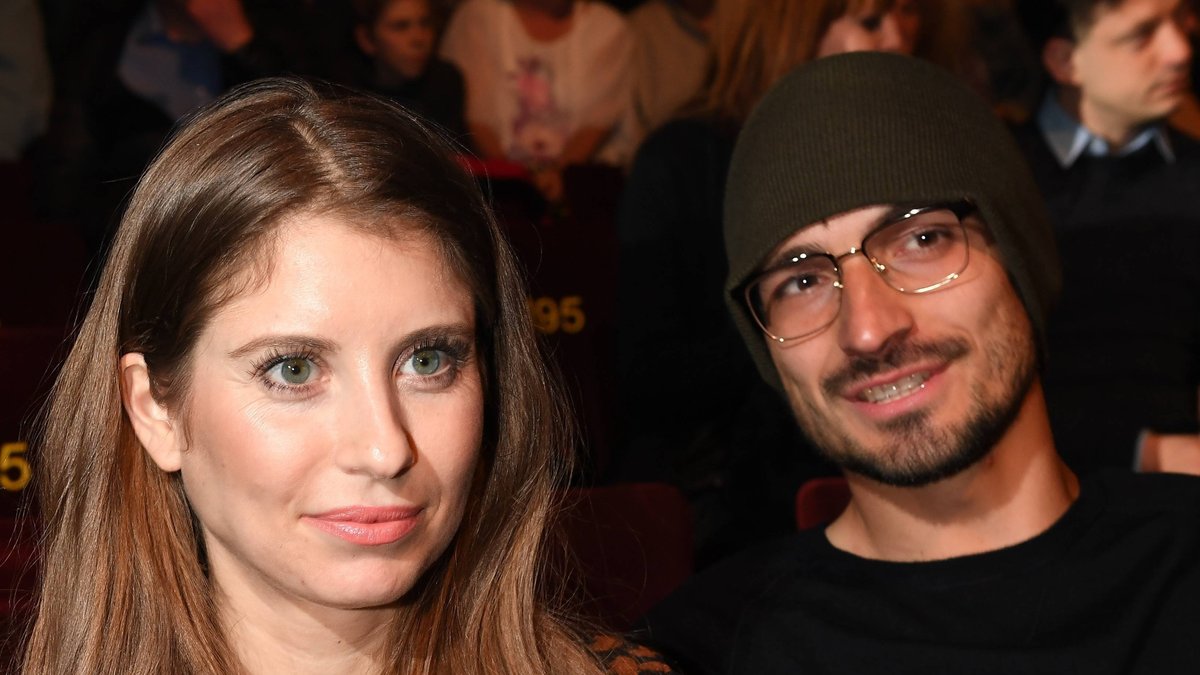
[795,477,851,530]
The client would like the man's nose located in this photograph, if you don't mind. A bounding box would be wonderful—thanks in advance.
[1160,15,1193,66]
[836,257,915,357]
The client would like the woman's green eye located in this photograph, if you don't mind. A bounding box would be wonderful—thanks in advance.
[279,358,313,384]
[411,349,442,376]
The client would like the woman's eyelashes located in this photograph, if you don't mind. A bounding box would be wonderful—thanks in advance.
[398,336,473,391]
[249,334,474,396]
[253,348,325,396]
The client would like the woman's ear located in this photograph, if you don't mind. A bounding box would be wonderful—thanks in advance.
[120,353,183,472]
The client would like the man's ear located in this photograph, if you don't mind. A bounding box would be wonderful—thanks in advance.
[120,353,183,472]
[1042,36,1078,87]
[355,24,378,57]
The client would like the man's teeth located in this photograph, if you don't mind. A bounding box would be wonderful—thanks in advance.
[859,372,929,404]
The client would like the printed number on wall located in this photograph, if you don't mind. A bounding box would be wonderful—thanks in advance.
[0,442,30,491]
[529,296,585,335]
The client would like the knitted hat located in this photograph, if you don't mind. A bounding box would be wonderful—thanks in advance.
[724,52,1060,388]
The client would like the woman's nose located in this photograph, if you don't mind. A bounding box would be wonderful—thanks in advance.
[335,376,416,479]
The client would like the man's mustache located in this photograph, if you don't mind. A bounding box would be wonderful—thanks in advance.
[822,338,970,397]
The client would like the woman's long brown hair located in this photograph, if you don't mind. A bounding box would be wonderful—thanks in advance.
[22,78,603,674]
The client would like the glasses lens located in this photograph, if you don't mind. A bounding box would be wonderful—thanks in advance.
[864,207,969,293]
[748,254,840,340]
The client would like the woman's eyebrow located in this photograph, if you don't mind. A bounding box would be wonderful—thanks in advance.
[227,335,338,359]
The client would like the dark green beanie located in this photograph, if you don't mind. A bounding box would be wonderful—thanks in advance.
[724,52,1060,389]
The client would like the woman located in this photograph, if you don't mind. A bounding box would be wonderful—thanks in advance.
[439,0,634,200]
[22,78,647,674]
[614,0,938,567]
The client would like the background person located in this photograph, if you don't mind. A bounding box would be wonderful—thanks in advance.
[353,0,468,142]
[33,0,359,256]
[627,0,713,140]
[1012,0,1200,476]
[439,0,634,201]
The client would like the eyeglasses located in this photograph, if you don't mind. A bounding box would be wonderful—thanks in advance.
[743,201,976,343]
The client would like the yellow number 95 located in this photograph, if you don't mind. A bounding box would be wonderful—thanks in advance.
[529,296,585,335]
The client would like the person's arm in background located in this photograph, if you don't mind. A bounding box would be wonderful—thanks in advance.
[185,0,253,52]
[534,2,634,201]
[440,0,505,159]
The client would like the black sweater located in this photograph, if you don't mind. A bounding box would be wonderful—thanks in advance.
[641,470,1200,674]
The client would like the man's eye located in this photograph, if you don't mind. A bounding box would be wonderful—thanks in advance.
[907,228,948,248]
[774,271,831,300]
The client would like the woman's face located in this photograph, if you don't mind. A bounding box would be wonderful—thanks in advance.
[172,215,483,616]
[817,0,921,58]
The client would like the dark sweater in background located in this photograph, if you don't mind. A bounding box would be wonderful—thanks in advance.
[1010,123,1200,475]
[364,59,467,146]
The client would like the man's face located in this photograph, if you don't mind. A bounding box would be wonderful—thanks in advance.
[763,205,1037,487]
[1069,0,1193,133]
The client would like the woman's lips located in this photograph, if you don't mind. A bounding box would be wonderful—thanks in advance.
[304,506,423,546]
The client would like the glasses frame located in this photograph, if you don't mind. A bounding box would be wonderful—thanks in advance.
[742,201,977,343]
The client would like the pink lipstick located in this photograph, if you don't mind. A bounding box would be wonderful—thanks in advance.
[304,506,422,546]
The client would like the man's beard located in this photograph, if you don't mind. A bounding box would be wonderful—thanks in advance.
[790,318,1037,488]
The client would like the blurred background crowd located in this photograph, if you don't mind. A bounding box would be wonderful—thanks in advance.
[2,0,1199,621]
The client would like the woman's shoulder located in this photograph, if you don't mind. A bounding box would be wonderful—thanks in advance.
[590,633,679,673]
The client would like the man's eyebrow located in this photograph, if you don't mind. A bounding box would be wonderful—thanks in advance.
[763,205,918,268]
[1114,16,1161,42]
[765,242,828,269]
[228,335,338,359]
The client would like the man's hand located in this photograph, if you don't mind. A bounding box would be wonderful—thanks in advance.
[186,0,254,53]
[1140,432,1200,475]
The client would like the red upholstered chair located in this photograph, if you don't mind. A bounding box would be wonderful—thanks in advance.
[794,476,851,530]
[558,483,693,631]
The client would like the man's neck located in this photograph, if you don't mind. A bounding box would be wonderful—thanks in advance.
[826,382,1079,562]
[1056,86,1150,150]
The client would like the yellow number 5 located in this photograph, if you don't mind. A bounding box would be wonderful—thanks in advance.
[559,296,585,334]
[1,442,31,492]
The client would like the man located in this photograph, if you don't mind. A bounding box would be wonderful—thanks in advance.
[1013,0,1200,475]
[640,52,1200,674]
